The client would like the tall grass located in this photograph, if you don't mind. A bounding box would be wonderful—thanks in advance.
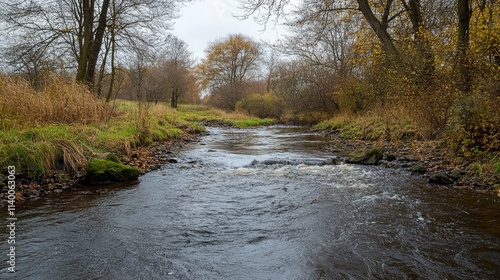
[0,74,109,128]
[0,75,274,176]
[315,105,418,141]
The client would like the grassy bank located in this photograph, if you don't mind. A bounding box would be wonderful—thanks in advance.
[0,75,274,179]
[315,109,500,191]
[0,102,274,177]
[315,111,418,142]
[173,104,274,128]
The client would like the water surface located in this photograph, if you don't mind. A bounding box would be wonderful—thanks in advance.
[1,126,499,279]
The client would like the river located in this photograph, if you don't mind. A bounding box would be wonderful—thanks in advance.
[1,126,500,279]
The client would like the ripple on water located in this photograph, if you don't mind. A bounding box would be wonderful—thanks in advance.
[2,126,500,279]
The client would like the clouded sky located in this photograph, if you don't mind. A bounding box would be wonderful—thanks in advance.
[172,0,284,61]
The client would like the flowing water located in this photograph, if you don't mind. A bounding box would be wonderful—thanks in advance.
[1,126,500,279]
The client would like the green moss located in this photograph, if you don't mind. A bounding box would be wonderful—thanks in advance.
[346,148,384,165]
[87,158,139,184]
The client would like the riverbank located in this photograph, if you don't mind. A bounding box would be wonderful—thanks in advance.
[0,101,275,205]
[315,119,500,195]
[2,108,498,205]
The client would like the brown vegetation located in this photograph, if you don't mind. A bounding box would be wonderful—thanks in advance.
[0,74,109,128]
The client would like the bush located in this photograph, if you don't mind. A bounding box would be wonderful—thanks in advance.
[448,94,500,157]
[236,92,283,119]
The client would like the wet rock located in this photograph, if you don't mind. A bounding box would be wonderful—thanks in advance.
[447,172,460,182]
[386,154,397,161]
[412,164,427,174]
[86,158,140,185]
[22,189,38,197]
[346,148,383,165]
[327,158,338,165]
[262,159,294,166]
[429,173,455,185]
[399,155,420,162]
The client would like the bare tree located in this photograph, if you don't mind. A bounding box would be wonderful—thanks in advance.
[239,0,434,61]
[0,0,188,89]
[162,35,192,108]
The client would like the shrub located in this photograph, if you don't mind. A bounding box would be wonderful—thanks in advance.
[448,94,500,157]
[236,92,283,119]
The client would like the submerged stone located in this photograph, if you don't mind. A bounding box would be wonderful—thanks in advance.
[86,158,139,185]
[346,148,383,165]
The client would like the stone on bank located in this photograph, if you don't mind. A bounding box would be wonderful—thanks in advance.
[346,148,384,165]
[86,158,140,185]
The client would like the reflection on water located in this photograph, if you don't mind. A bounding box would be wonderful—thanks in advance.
[1,126,499,279]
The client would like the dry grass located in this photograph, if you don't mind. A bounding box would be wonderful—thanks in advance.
[0,74,109,128]
[316,105,419,141]
[0,75,267,175]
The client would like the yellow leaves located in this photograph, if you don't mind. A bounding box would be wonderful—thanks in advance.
[197,34,261,90]
[470,1,500,59]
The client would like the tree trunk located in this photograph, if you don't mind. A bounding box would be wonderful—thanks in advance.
[106,0,117,103]
[408,0,435,85]
[356,0,398,58]
[76,0,93,83]
[457,0,472,93]
[86,0,111,86]
[171,88,177,108]
[97,36,110,98]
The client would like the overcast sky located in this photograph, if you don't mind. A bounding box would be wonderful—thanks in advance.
[172,0,284,61]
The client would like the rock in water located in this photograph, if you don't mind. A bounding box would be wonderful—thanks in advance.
[346,148,383,165]
[429,173,455,185]
[86,159,140,185]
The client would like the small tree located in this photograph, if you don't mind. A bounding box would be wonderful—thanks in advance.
[162,36,192,108]
[197,34,262,110]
